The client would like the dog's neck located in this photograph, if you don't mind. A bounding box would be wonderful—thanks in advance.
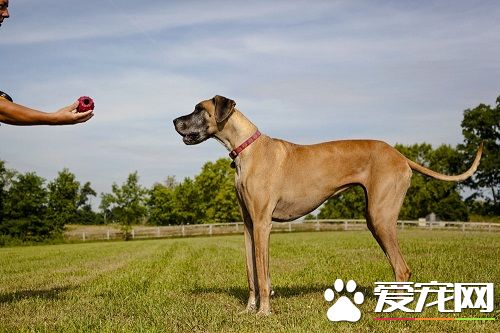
[214,110,259,152]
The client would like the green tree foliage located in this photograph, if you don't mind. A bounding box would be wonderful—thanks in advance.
[0,172,54,241]
[1,162,100,244]
[76,181,102,225]
[458,96,500,215]
[79,181,97,210]
[3,172,47,220]
[193,158,241,224]
[47,169,81,231]
[100,172,148,234]
[318,186,365,219]
[47,169,99,227]
[147,158,241,225]
[317,144,469,221]
[0,160,14,224]
[0,161,5,224]
[149,177,199,225]
[397,144,468,221]
[148,178,177,225]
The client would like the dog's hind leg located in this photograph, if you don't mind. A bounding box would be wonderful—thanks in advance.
[364,171,412,282]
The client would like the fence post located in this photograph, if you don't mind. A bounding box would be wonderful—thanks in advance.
[315,220,320,231]
[209,224,213,236]
[107,230,110,240]
[235,223,239,232]
[344,220,348,231]
[462,223,465,232]
[401,221,405,230]
[82,232,86,241]
[132,229,135,239]
[288,222,292,232]
[182,225,185,237]
[489,223,492,233]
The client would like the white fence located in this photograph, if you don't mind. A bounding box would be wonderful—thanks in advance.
[64,219,500,242]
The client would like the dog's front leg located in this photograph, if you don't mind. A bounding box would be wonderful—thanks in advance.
[237,193,259,312]
[253,217,273,315]
[243,220,258,312]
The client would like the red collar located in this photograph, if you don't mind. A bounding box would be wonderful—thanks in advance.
[229,130,261,160]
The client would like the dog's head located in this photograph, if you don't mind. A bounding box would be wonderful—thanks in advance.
[173,95,236,145]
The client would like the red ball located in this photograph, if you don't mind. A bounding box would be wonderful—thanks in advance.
[77,96,95,112]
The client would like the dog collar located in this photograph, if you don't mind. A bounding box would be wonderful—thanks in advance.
[229,130,261,160]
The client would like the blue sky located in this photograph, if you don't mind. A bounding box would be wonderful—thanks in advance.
[1,0,499,202]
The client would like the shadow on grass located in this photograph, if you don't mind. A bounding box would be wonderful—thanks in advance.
[190,284,376,305]
[0,286,74,304]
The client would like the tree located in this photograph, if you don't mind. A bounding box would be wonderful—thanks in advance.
[396,143,468,221]
[75,181,101,225]
[3,172,47,220]
[148,177,184,225]
[458,96,500,215]
[147,159,242,225]
[78,181,97,210]
[318,186,365,219]
[100,172,148,237]
[0,161,5,224]
[0,172,55,241]
[47,169,99,227]
[193,158,241,224]
[148,176,208,225]
[0,160,16,224]
[47,169,81,231]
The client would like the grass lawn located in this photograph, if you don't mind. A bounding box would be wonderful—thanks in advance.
[0,230,499,332]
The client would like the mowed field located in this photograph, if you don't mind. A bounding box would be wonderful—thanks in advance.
[0,230,499,333]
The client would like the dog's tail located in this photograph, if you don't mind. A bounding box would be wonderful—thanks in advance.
[406,143,483,182]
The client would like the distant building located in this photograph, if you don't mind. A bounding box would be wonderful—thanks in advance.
[426,212,439,222]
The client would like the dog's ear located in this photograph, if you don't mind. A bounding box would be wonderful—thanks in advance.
[213,95,236,123]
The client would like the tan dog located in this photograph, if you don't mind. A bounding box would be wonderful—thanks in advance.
[173,95,482,315]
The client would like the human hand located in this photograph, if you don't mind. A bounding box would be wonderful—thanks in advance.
[51,101,94,125]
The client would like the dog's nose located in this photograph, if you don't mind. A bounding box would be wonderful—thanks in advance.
[173,118,186,132]
[173,118,181,128]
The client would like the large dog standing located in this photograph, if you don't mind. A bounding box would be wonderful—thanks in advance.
[173,95,482,315]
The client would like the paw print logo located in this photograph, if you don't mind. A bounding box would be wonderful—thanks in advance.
[324,279,364,322]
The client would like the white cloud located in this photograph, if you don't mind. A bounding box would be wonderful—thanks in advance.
[0,0,338,45]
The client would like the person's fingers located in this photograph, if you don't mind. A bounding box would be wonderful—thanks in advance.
[53,102,94,124]
[63,101,79,112]
[74,109,93,117]
[74,111,94,123]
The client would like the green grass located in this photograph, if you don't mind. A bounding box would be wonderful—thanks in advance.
[0,230,499,332]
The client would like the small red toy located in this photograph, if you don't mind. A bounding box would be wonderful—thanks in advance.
[77,96,95,113]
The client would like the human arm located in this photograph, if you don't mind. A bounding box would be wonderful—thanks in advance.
[0,99,93,125]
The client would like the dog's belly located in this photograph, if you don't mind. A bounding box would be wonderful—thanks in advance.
[272,193,331,222]
[272,207,318,222]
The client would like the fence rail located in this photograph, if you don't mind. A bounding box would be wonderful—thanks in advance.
[64,219,500,242]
